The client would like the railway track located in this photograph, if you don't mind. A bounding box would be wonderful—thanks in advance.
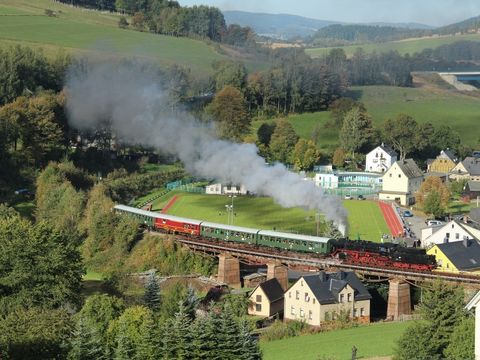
[157,233,480,286]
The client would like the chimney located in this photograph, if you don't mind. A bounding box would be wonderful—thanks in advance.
[319,271,326,283]
[463,238,469,247]
[463,215,468,224]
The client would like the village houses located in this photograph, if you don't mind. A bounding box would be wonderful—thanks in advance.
[365,143,398,173]
[427,149,458,174]
[205,183,248,195]
[422,219,480,247]
[284,271,371,327]
[378,159,424,206]
[427,239,480,274]
[450,156,480,181]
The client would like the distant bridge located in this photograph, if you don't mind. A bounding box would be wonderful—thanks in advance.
[438,72,480,91]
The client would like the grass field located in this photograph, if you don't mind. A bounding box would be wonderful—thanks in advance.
[261,321,410,360]
[0,0,267,75]
[306,33,480,58]
[151,191,389,241]
[257,84,480,151]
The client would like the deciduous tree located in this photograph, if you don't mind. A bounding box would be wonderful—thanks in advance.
[293,139,320,171]
[383,114,418,161]
[339,107,375,159]
[208,85,251,141]
[269,119,298,164]
[416,176,450,217]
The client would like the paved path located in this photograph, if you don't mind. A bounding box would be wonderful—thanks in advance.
[379,201,403,237]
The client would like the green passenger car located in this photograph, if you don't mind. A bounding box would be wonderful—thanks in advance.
[200,222,260,245]
[257,230,332,254]
[114,205,155,228]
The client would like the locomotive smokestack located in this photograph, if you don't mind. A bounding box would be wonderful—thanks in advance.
[65,61,348,234]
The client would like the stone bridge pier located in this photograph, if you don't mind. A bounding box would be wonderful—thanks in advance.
[387,278,411,320]
[217,253,240,288]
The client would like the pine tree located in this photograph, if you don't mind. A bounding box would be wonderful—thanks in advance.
[237,318,261,360]
[144,272,161,312]
[217,305,242,360]
[182,286,198,320]
[161,303,193,359]
[191,316,216,359]
[69,317,106,360]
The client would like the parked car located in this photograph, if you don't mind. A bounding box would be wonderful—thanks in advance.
[403,210,413,217]
[344,194,352,200]
[427,220,443,227]
[357,194,366,200]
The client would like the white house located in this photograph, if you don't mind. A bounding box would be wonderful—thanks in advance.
[421,220,480,247]
[205,183,248,195]
[378,159,424,206]
[365,143,398,173]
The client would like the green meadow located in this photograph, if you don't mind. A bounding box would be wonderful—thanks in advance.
[150,191,388,241]
[0,0,267,75]
[261,321,410,360]
[256,85,480,152]
[307,33,480,58]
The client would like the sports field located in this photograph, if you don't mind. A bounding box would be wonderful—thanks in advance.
[306,32,480,57]
[152,192,389,241]
[261,321,409,360]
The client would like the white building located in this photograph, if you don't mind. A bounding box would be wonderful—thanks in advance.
[421,220,480,248]
[378,159,424,206]
[205,183,248,195]
[365,143,398,173]
[314,173,339,189]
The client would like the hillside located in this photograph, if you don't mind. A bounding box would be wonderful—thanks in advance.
[223,10,340,39]
[0,0,265,76]
[307,32,480,57]
[255,84,480,152]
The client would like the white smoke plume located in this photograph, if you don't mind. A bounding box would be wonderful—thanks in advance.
[65,62,348,235]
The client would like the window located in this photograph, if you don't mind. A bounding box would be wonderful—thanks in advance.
[398,174,401,178]
[305,293,310,302]
[300,309,305,318]
[456,233,460,239]
[289,292,291,298]
[309,310,313,320]
[296,291,299,300]
[447,263,449,269]
[255,304,262,312]
[301,281,303,287]
[353,308,357,317]
[325,312,330,321]
[347,293,352,302]
[291,306,296,315]
[340,294,344,303]
[360,308,365,316]
[389,173,392,177]
[256,295,262,302]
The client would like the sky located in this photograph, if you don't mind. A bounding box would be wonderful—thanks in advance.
[178,0,480,27]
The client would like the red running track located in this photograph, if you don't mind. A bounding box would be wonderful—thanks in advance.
[378,201,404,237]
[161,195,180,214]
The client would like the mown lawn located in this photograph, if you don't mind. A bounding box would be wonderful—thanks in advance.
[306,32,480,57]
[151,192,388,241]
[344,200,390,241]
[261,321,410,360]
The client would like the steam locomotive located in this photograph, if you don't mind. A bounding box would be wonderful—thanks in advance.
[114,204,437,272]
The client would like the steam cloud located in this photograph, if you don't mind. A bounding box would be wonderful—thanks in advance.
[65,62,347,235]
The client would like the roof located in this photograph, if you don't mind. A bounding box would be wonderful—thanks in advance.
[439,149,458,162]
[255,278,284,302]
[467,181,480,192]
[301,271,371,305]
[396,159,423,178]
[200,221,260,234]
[114,205,203,225]
[258,230,331,244]
[461,157,480,176]
[436,240,480,270]
[378,143,398,157]
[466,291,480,310]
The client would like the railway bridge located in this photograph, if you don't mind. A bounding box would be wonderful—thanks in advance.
[169,235,480,320]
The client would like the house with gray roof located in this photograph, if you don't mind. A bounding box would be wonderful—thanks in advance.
[379,159,424,206]
[451,157,480,182]
[427,239,480,273]
[284,271,371,327]
[366,143,398,173]
[248,278,284,317]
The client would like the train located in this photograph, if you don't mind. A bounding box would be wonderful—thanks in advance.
[114,204,437,272]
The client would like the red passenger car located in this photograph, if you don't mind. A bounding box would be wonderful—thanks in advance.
[154,214,201,236]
